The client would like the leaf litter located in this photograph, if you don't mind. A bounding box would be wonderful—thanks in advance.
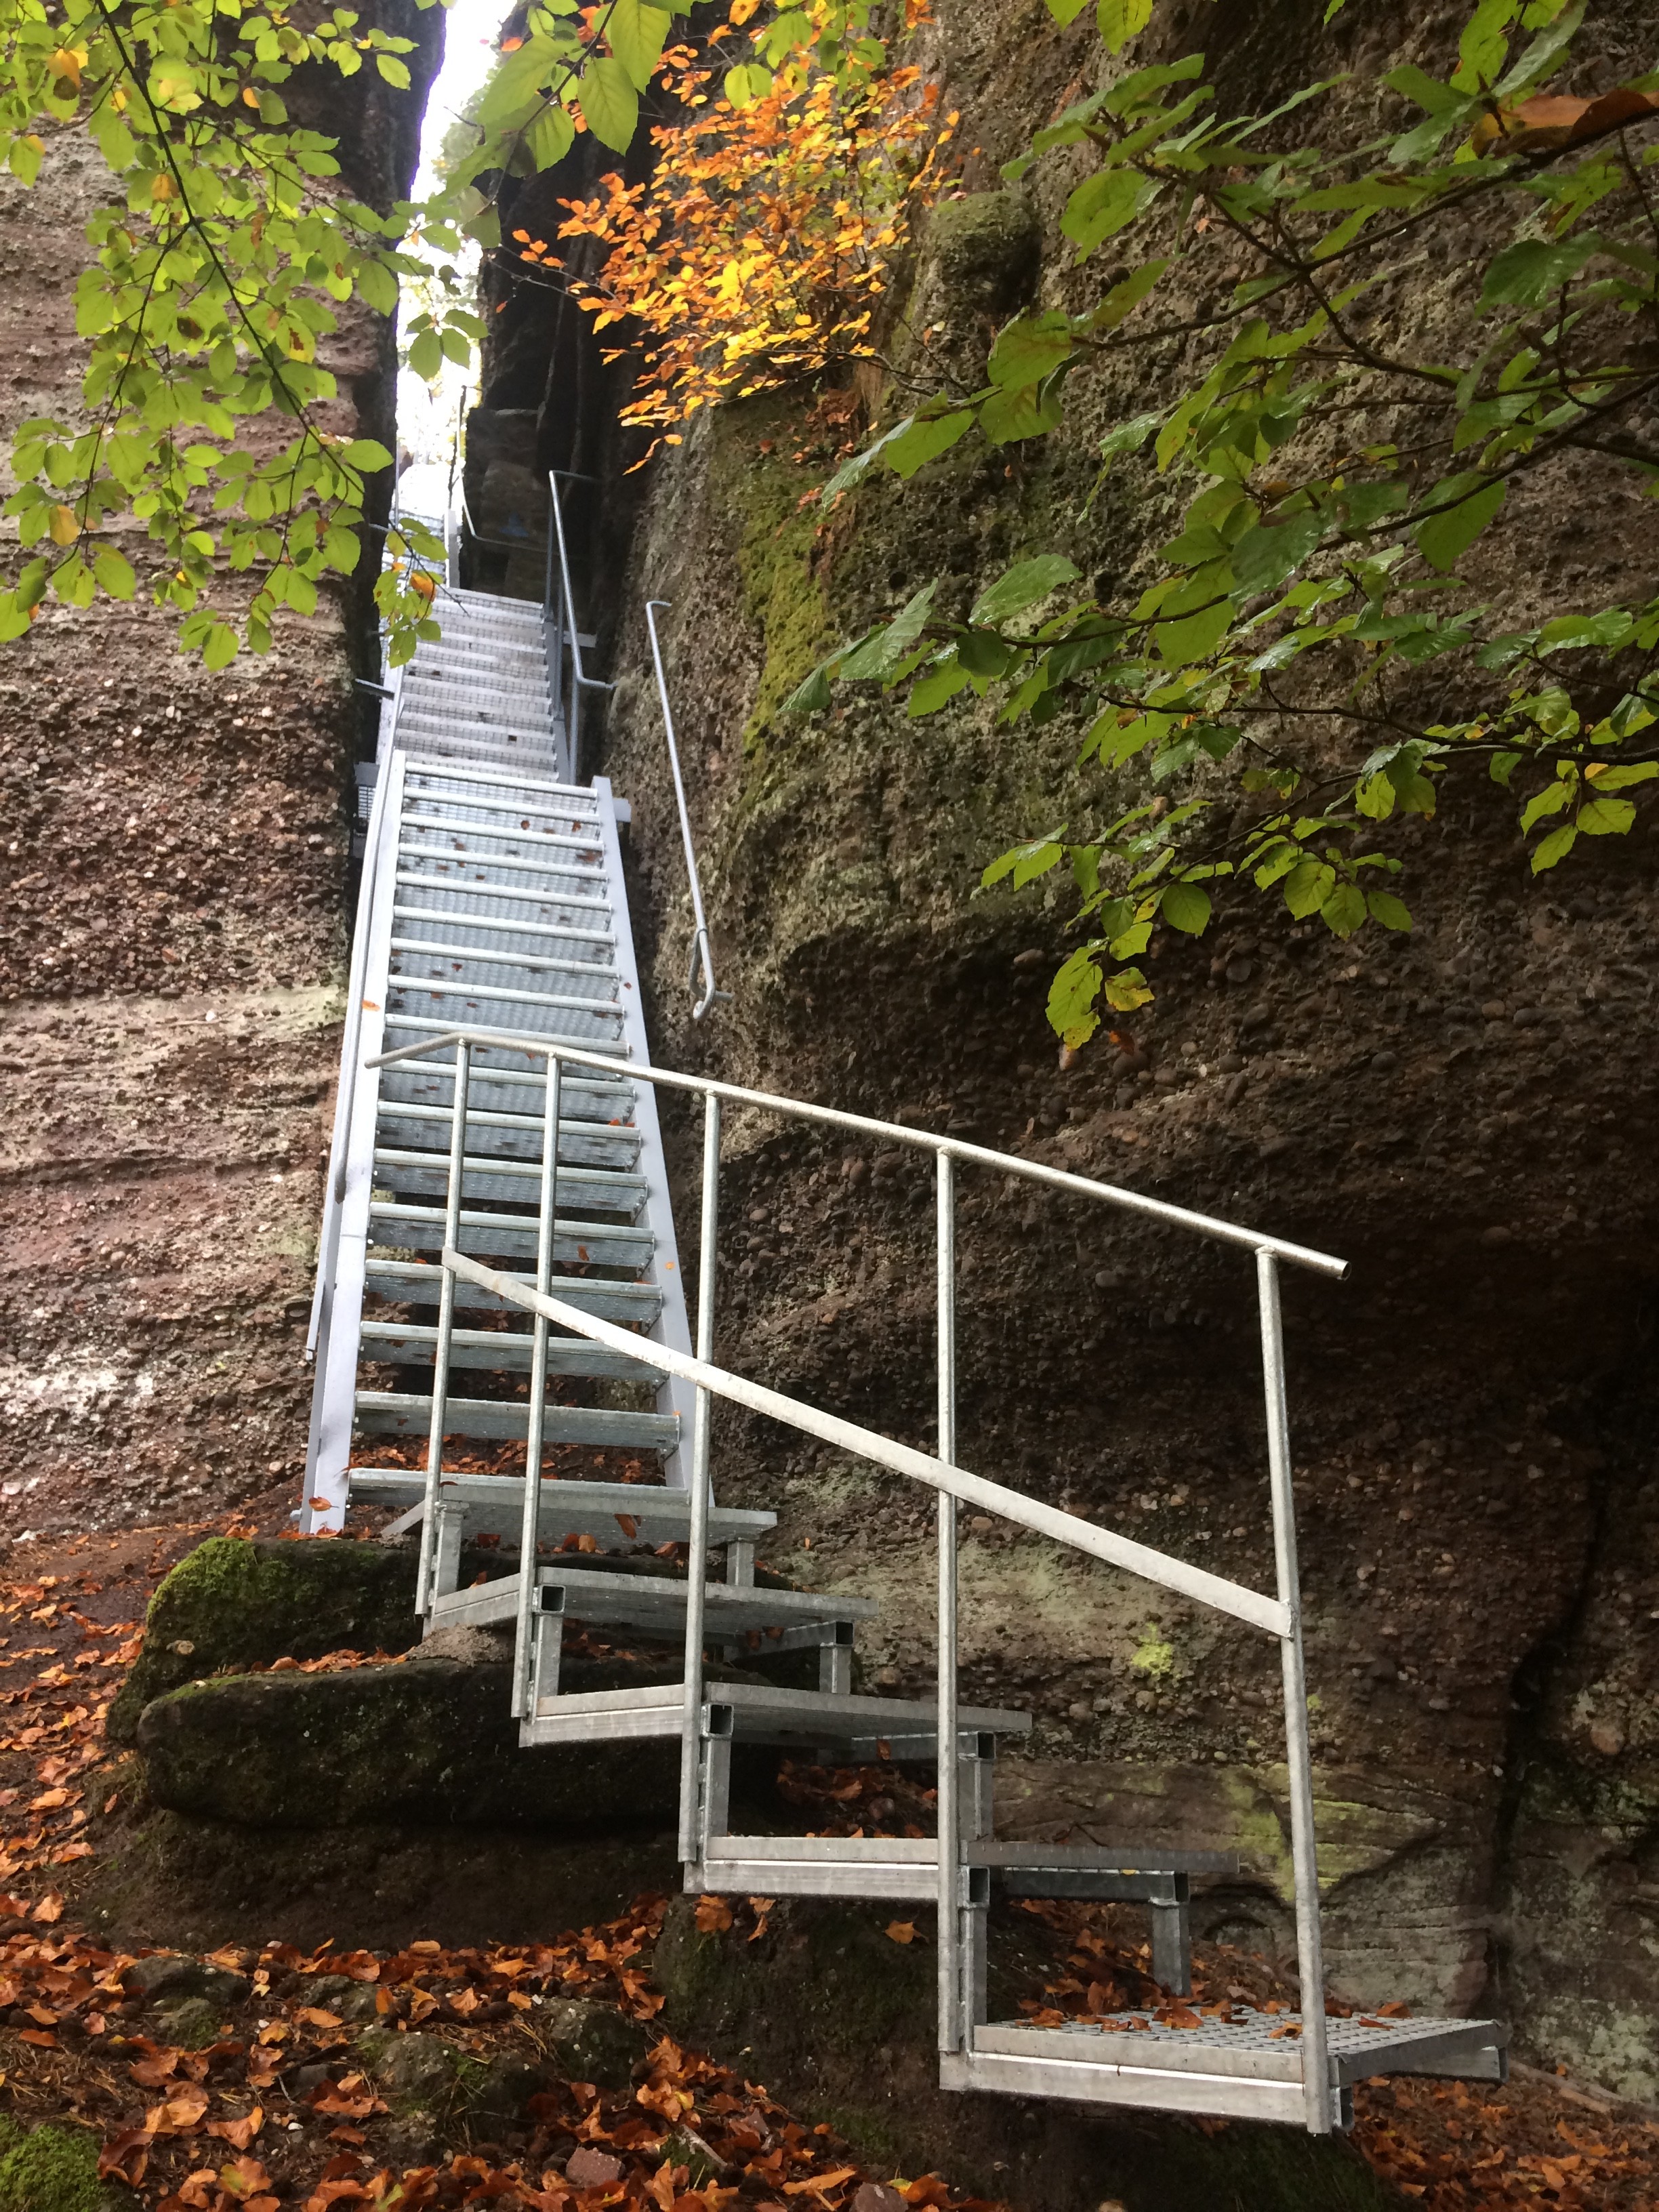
[1,1532,1658,2208]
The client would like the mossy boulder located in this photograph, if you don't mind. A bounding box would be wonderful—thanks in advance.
[107,1538,419,1743]
[134,1656,688,1828]
[0,2116,137,2211]
[926,188,1040,314]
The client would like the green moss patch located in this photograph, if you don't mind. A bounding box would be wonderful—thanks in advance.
[106,1536,419,1743]
[0,2116,128,2212]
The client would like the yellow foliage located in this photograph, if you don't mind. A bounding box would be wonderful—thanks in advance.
[542,5,954,444]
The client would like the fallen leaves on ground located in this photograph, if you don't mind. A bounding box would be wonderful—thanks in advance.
[4,1537,1659,2207]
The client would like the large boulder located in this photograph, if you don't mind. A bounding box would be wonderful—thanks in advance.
[107,1537,419,1743]
[135,1656,681,1828]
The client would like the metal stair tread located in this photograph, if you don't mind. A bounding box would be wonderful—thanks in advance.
[354,1391,680,1450]
[970,2009,1507,2087]
[348,1469,775,1545]
[386,975,626,1023]
[390,905,615,954]
[373,1105,641,1168]
[363,1258,663,1320]
[371,1146,647,1210]
[398,812,602,854]
[359,1320,660,1380]
[429,1564,876,1637]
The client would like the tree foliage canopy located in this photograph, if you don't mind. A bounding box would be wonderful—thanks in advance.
[791,0,1659,1044]
[0,0,888,666]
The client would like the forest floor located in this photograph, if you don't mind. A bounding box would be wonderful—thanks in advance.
[0,1522,1656,2211]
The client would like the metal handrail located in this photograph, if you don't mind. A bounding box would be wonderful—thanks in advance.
[544,469,613,783]
[365,1028,1345,1277]
[645,598,728,1023]
[365,1019,1345,2133]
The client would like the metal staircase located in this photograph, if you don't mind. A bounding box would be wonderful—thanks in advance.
[299,475,1509,2137]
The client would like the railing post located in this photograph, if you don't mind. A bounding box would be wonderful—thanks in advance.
[1256,1248,1332,2133]
[514,1049,560,1717]
[936,1150,962,2054]
[417,1037,470,1618]
[678,1092,721,1868]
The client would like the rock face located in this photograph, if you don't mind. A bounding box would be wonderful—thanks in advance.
[0,1,445,1544]
[108,1537,419,1741]
[450,0,1659,2097]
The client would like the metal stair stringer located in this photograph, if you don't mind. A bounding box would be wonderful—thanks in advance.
[302,584,695,1530]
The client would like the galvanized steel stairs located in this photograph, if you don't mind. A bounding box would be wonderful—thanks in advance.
[302,575,1507,2136]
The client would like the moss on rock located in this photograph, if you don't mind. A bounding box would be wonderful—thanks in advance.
[925,188,1040,314]
[0,2116,135,2211]
[708,402,833,751]
[107,1538,419,1744]
[135,1657,684,1828]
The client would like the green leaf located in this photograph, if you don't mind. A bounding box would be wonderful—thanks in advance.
[1479,235,1596,310]
[838,581,938,679]
[579,56,638,150]
[987,312,1077,390]
[478,37,562,131]
[608,0,672,89]
[1097,410,1162,472]
[409,327,443,381]
[1366,890,1412,930]
[1160,881,1211,934]
[356,259,399,316]
[884,410,975,478]
[1519,777,1574,832]
[1153,596,1232,664]
[907,653,970,717]
[1530,822,1578,872]
[1490,750,1523,786]
[1097,0,1153,52]
[91,546,135,600]
[783,656,837,713]
[1576,794,1635,835]
[1283,859,1335,918]
[375,53,411,87]
[724,62,772,107]
[202,621,240,671]
[1047,947,1103,1048]
[1320,881,1367,939]
[343,438,394,470]
[1087,260,1168,333]
[1415,474,1506,573]
[1061,169,1162,255]
[1584,761,1659,792]
[1229,511,1324,597]
[983,830,1067,890]
[1044,0,1091,21]
[527,106,575,167]
[1104,964,1153,1012]
[971,556,1082,626]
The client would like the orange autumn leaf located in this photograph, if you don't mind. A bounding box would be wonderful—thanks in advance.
[694,1894,734,1933]
[148,2083,211,2134]
[884,1921,918,1945]
[208,2106,264,2150]
[554,5,953,441]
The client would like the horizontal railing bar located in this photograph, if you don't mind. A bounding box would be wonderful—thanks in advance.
[369,1027,1346,1278]
[443,1247,1292,1639]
